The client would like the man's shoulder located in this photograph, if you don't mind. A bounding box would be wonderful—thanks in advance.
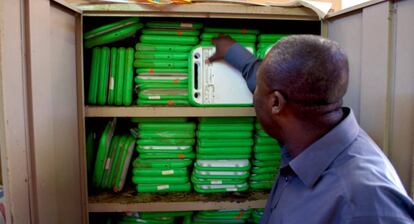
[327,130,414,220]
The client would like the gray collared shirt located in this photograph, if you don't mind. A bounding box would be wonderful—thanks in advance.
[225,43,414,223]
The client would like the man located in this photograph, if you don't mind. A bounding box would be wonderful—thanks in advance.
[209,35,414,223]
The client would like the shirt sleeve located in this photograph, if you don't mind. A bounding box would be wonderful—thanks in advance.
[224,43,262,93]
[344,216,414,224]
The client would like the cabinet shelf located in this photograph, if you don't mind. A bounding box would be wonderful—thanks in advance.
[75,3,319,21]
[88,190,268,212]
[85,106,256,117]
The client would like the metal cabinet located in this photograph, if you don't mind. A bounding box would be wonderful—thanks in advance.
[0,0,413,223]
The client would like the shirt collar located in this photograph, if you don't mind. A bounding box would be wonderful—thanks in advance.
[286,107,360,188]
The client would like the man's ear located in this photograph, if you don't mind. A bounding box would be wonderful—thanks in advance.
[271,91,286,115]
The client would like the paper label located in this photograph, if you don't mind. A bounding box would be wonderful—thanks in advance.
[211,180,222,185]
[105,159,111,170]
[162,170,174,175]
[149,96,161,100]
[109,77,114,90]
[180,23,193,28]
[157,185,170,190]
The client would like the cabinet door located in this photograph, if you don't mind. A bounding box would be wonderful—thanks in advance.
[26,0,86,223]
[325,0,414,196]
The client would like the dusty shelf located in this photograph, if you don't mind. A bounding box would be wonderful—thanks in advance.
[85,106,256,117]
[89,190,269,212]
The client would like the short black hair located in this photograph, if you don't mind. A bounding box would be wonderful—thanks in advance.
[261,35,349,115]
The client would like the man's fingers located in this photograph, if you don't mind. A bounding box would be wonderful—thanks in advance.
[207,52,220,63]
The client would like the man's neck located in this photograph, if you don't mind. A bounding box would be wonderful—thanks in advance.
[284,109,345,158]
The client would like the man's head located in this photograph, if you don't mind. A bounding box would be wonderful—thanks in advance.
[254,35,349,142]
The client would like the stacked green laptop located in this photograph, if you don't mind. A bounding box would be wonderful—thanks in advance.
[131,117,195,192]
[200,27,258,54]
[84,18,143,48]
[191,209,252,223]
[92,120,136,192]
[88,46,135,106]
[256,34,288,59]
[249,122,281,190]
[251,209,264,224]
[134,21,203,106]
[192,117,254,193]
[119,211,193,224]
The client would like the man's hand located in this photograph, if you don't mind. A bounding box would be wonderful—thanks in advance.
[207,34,237,63]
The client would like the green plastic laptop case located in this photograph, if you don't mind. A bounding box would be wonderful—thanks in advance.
[107,47,118,105]
[134,60,188,68]
[197,139,254,147]
[135,52,188,60]
[136,68,188,74]
[204,27,259,34]
[194,183,248,193]
[138,123,195,131]
[88,47,101,104]
[114,47,126,105]
[136,182,191,192]
[123,47,135,106]
[132,176,188,184]
[197,131,252,139]
[194,159,251,171]
[198,123,254,131]
[139,152,195,159]
[132,158,192,168]
[258,34,288,43]
[92,119,116,188]
[131,117,188,123]
[97,47,110,105]
[140,35,199,45]
[132,168,188,177]
[142,29,200,36]
[146,21,203,29]
[137,130,195,139]
[201,33,256,43]
[85,22,143,48]
[138,88,188,100]
[135,43,193,52]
